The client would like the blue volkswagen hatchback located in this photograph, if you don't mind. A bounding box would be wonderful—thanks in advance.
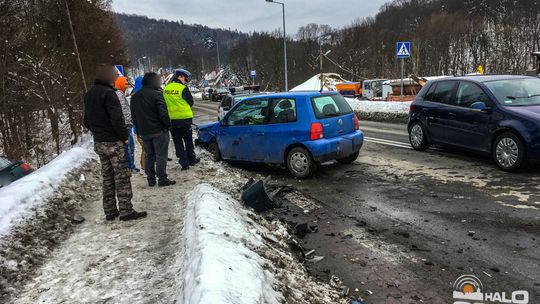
[408,75,540,171]
[197,91,364,178]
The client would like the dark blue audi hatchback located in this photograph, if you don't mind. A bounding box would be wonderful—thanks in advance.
[408,75,540,171]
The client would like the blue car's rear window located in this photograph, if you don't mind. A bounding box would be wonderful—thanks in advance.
[311,94,353,119]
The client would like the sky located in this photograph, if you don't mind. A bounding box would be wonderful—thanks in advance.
[111,0,390,33]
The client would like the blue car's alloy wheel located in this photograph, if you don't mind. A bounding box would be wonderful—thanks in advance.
[493,132,525,171]
[496,138,519,167]
[409,121,429,151]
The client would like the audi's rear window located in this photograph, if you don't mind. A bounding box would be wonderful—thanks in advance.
[311,94,353,119]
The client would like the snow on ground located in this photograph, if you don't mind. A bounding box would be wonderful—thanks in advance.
[191,155,348,304]
[345,97,411,114]
[179,184,283,304]
[0,143,92,236]
[0,155,101,301]
[5,138,348,303]
[9,141,191,304]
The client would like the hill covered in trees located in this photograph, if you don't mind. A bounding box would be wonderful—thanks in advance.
[116,0,539,91]
[227,0,540,90]
[114,13,247,78]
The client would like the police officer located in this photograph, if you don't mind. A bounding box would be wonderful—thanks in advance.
[163,69,200,170]
[84,64,147,221]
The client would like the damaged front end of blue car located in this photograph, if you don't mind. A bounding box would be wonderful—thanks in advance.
[194,122,221,147]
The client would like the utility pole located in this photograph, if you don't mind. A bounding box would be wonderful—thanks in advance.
[64,0,87,92]
[281,2,288,91]
[216,41,221,70]
[320,44,324,91]
[318,34,332,91]
[266,0,288,91]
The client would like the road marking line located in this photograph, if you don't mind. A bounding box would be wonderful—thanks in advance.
[364,137,412,149]
[364,136,410,146]
[360,127,408,137]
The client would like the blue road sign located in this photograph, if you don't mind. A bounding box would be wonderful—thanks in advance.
[250,70,257,78]
[396,42,411,59]
[115,65,124,76]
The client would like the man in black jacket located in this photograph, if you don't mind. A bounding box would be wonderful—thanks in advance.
[131,72,176,187]
[84,64,147,222]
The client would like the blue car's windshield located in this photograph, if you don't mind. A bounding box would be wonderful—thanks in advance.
[485,78,540,107]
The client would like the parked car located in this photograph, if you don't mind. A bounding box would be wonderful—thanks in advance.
[218,92,272,120]
[0,156,34,188]
[197,91,364,178]
[211,88,230,102]
[408,75,540,171]
[202,87,212,100]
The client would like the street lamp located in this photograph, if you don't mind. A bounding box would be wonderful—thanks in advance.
[204,37,221,71]
[137,56,152,74]
[266,0,288,91]
[318,34,332,91]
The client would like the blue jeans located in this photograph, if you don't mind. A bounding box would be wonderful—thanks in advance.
[124,126,136,170]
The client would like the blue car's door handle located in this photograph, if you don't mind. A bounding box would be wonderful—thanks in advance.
[256,132,265,136]
[233,140,240,146]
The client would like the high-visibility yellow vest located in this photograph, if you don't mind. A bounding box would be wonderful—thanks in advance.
[163,82,193,120]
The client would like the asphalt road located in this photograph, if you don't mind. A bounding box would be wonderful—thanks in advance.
[192,98,219,123]
[192,98,540,303]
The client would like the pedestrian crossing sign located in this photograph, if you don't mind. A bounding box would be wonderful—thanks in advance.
[115,65,124,76]
[396,42,411,59]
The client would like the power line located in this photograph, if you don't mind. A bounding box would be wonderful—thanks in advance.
[322,54,368,80]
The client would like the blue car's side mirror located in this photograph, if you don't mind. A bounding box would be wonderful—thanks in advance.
[470,101,491,112]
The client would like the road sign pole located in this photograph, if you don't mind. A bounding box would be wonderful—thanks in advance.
[400,58,404,102]
[396,42,410,102]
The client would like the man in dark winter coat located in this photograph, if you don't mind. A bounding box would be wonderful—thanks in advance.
[84,64,147,221]
[131,72,176,187]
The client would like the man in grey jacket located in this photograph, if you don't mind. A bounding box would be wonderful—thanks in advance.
[131,72,176,187]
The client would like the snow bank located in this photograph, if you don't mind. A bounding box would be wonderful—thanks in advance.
[179,184,283,304]
[0,145,92,236]
[346,97,411,123]
[345,97,411,114]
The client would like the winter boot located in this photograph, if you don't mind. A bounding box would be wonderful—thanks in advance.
[158,179,177,187]
[105,211,120,221]
[120,210,148,221]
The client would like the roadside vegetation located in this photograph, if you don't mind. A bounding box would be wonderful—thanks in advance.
[0,0,126,164]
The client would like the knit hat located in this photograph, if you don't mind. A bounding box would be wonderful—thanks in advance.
[114,76,128,93]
